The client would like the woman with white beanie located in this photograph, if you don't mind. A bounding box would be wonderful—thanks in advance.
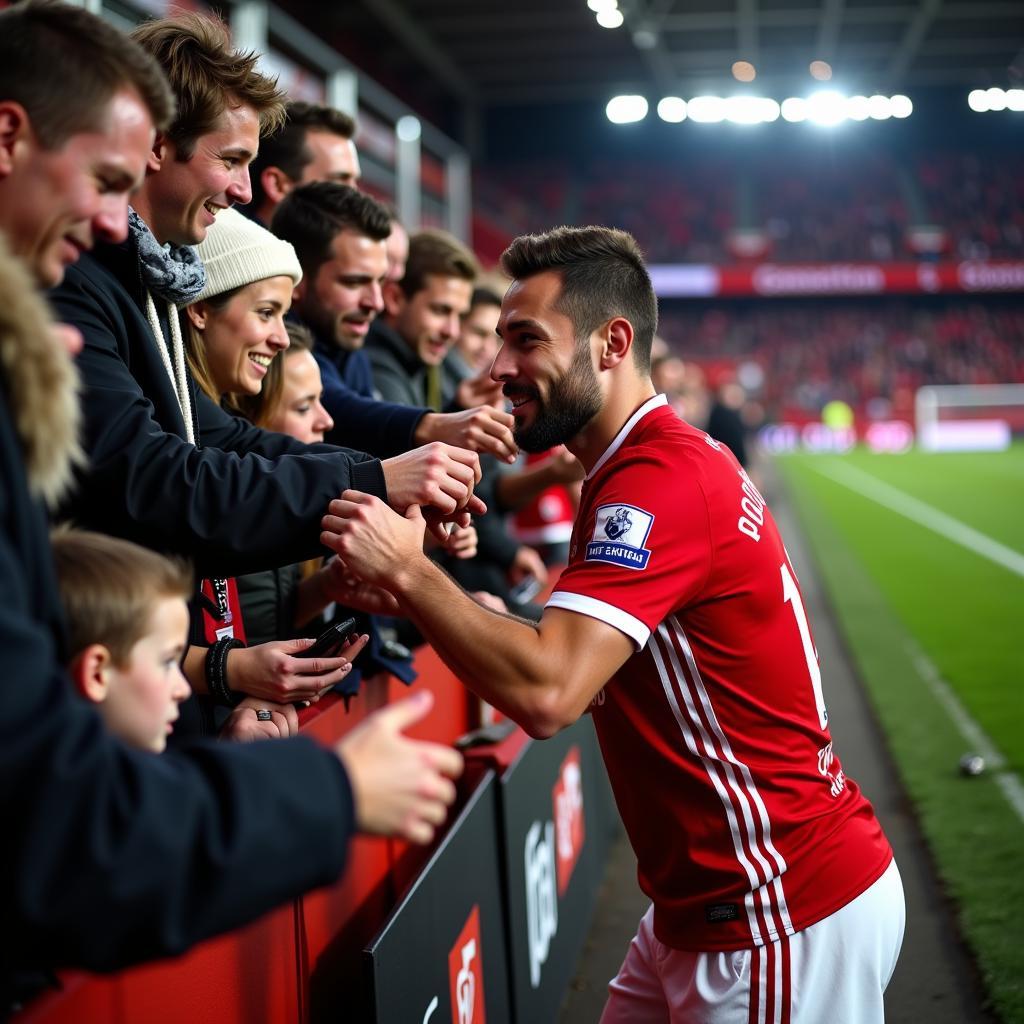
[174,208,371,724]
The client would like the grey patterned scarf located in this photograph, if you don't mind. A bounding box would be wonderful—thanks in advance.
[128,207,206,304]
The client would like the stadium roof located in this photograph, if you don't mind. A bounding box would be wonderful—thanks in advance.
[291,0,1024,110]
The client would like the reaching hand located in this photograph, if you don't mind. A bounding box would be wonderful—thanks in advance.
[226,635,368,704]
[321,558,402,616]
[455,369,506,411]
[336,690,464,844]
[417,407,517,464]
[444,522,478,560]
[379,443,486,540]
[321,491,426,590]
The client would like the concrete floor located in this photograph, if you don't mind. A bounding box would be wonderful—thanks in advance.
[559,466,996,1023]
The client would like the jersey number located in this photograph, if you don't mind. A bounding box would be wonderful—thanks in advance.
[781,562,828,730]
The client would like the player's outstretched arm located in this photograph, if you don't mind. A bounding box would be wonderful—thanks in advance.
[321,492,634,738]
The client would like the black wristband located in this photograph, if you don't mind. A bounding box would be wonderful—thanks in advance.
[205,637,245,707]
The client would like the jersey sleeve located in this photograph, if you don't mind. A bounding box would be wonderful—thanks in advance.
[547,447,712,649]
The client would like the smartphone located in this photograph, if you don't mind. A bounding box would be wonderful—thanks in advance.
[300,617,358,659]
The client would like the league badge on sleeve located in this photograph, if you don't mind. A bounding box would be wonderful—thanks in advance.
[585,504,654,570]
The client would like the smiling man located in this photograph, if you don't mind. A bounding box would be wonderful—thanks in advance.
[49,13,483,588]
[323,226,904,1024]
[0,0,172,288]
[366,228,478,410]
[274,182,517,461]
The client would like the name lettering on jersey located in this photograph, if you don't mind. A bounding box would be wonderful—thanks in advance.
[586,503,654,570]
[704,433,723,451]
[737,468,767,543]
[817,741,847,798]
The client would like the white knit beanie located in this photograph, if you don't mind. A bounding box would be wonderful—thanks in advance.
[194,207,302,302]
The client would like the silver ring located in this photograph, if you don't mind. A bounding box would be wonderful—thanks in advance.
[255,709,273,722]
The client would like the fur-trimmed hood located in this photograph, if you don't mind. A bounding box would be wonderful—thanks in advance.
[0,235,83,506]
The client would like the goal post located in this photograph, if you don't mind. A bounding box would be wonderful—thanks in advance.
[915,384,1024,452]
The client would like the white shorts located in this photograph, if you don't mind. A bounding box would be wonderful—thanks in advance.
[600,858,905,1024]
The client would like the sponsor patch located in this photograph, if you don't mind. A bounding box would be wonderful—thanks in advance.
[585,503,654,570]
[705,903,740,923]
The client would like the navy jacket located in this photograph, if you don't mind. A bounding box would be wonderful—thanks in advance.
[48,239,386,579]
[0,370,355,989]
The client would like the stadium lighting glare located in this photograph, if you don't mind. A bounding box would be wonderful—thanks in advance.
[806,90,847,126]
[1006,88,1024,111]
[847,95,871,121]
[890,94,913,118]
[986,87,1008,111]
[732,61,756,83]
[967,88,989,112]
[596,8,624,28]
[657,96,687,122]
[687,95,726,123]
[781,97,808,122]
[586,0,617,11]
[395,115,421,141]
[867,94,892,120]
[724,95,779,124]
[809,60,833,82]
[606,94,648,123]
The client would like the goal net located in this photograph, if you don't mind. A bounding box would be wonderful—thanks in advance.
[915,384,1024,452]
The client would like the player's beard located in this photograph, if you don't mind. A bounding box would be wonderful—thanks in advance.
[510,341,602,453]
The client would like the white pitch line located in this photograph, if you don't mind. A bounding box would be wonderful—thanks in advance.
[908,643,1024,826]
[809,460,1024,580]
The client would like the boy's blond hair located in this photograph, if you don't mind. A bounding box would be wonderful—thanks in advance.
[51,529,192,666]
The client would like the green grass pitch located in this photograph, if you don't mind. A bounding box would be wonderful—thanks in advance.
[777,443,1024,1024]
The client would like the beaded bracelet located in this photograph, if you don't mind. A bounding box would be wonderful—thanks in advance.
[205,637,245,706]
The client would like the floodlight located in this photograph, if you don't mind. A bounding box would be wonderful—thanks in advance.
[687,95,726,123]
[809,60,833,82]
[587,0,617,11]
[968,89,989,112]
[1006,89,1024,111]
[781,97,808,122]
[606,95,648,123]
[724,96,779,125]
[396,115,421,141]
[596,8,624,28]
[986,87,1007,111]
[847,95,870,121]
[657,96,687,123]
[732,61,756,83]
[867,94,892,120]
[890,95,913,118]
[806,90,847,126]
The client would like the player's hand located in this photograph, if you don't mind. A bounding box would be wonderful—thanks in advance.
[336,690,464,843]
[379,443,486,540]
[226,637,365,704]
[321,558,401,615]
[321,491,428,589]
[416,407,518,464]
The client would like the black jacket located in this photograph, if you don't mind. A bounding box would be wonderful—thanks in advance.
[48,239,386,578]
[365,319,432,409]
[0,366,355,993]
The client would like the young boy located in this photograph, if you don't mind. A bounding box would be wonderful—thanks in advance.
[51,529,192,753]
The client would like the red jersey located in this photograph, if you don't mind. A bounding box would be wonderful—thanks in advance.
[548,395,891,952]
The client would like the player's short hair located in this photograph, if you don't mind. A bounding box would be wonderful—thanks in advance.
[131,12,286,160]
[250,102,356,209]
[400,229,478,299]
[271,181,391,277]
[501,225,658,373]
[0,0,174,149]
[51,528,192,667]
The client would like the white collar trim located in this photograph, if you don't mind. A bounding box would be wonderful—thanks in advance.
[586,393,668,480]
